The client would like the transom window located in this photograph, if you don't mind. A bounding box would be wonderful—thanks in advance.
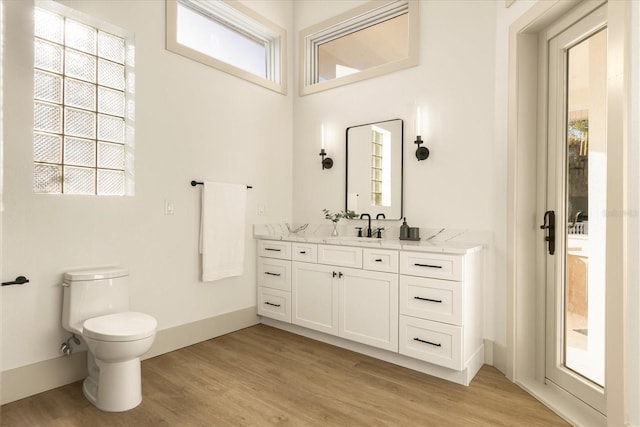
[300,0,419,95]
[166,0,287,94]
[33,5,134,195]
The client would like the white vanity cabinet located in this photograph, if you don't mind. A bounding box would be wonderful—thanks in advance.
[256,235,483,386]
[398,250,483,376]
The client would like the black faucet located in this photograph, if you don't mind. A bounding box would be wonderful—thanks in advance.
[360,213,372,237]
[373,213,385,238]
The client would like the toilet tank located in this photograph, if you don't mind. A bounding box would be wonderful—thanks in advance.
[62,267,130,334]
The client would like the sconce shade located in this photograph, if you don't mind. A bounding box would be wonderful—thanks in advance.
[416,146,430,161]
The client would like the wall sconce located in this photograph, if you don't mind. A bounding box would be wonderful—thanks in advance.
[320,148,333,169]
[320,124,333,169]
[414,106,430,161]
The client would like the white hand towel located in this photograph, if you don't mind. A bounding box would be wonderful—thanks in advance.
[199,182,247,282]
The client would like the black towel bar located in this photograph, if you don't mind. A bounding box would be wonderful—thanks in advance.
[191,180,252,189]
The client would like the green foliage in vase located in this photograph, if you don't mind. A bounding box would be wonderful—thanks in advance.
[322,209,358,223]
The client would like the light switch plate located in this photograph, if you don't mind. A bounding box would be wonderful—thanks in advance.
[164,200,174,215]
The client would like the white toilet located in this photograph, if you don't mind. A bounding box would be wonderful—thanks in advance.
[61,267,157,412]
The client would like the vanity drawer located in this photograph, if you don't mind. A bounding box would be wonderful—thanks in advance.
[400,275,462,326]
[292,243,317,263]
[258,240,291,260]
[400,252,463,281]
[363,248,398,273]
[258,287,291,323]
[399,315,462,371]
[258,257,291,291]
[318,245,362,268]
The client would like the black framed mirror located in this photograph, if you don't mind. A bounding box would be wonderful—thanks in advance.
[346,119,403,219]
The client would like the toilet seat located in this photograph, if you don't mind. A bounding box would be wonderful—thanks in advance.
[83,312,157,342]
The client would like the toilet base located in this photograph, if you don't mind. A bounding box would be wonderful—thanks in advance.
[84,352,143,412]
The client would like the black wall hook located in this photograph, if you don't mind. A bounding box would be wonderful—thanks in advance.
[2,276,29,286]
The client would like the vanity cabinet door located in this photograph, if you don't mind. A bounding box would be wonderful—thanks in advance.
[400,251,463,281]
[363,248,399,273]
[318,245,362,268]
[399,275,462,326]
[291,262,339,336]
[258,287,291,323]
[258,240,291,260]
[258,257,291,292]
[292,243,317,263]
[339,268,398,352]
[399,315,463,371]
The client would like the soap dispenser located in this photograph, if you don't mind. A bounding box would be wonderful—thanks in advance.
[400,217,409,240]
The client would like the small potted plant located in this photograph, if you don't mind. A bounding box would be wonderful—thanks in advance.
[322,209,357,236]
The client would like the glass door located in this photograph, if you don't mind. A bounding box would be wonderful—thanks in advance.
[563,29,606,389]
[544,5,607,414]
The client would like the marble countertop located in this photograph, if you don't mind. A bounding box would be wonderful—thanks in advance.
[254,224,485,255]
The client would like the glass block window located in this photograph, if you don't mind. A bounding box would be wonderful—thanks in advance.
[34,6,133,195]
[370,129,383,207]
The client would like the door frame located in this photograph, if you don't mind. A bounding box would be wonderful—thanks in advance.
[506,0,629,425]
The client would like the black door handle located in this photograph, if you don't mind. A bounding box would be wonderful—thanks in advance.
[540,210,556,255]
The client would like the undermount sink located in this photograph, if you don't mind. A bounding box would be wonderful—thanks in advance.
[324,236,390,246]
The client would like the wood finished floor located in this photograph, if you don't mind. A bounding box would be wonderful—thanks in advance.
[1,324,568,426]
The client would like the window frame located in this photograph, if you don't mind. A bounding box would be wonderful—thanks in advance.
[166,0,287,95]
[299,0,419,96]
[33,0,135,196]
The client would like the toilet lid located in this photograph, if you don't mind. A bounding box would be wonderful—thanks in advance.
[83,312,157,342]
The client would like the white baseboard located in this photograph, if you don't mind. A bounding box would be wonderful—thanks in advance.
[483,338,494,365]
[1,350,89,406]
[493,341,507,374]
[1,307,259,405]
[483,339,507,375]
[143,307,259,359]
[466,344,485,384]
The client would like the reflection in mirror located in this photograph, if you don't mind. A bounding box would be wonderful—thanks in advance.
[300,1,418,95]
[346,119,403,219]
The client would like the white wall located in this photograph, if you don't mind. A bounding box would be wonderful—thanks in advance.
[292,1,500,343]
[1,0,293,371]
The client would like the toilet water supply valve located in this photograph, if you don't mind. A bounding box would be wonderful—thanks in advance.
[60,334,81,356]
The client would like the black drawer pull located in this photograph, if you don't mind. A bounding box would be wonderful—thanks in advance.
[265,302,281,307]
[299,251,306,254]
[413,337,441,347]
[265,248,281,252]
[414,263,443,269]
[414,296,442,303]
[264,272,281,277]
[374,258,383,262]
